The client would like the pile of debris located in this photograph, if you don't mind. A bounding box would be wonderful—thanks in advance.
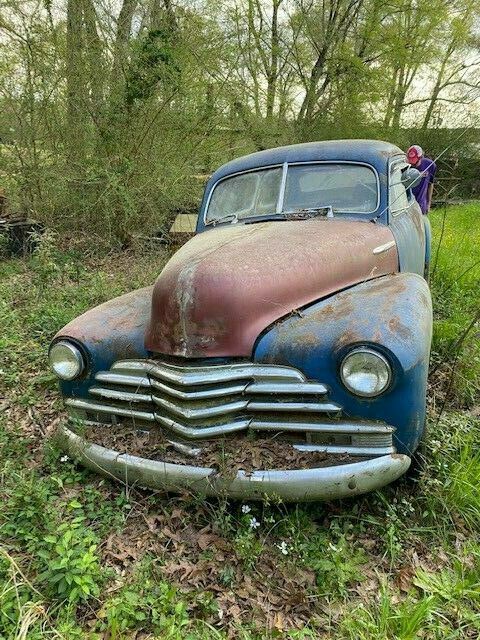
[83,424,359,474]
[0,190,43,256]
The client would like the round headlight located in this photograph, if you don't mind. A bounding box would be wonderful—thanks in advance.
[49,341,85,380]
[340,347,391,397]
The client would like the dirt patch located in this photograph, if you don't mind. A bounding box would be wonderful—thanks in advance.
[82,424,361,474]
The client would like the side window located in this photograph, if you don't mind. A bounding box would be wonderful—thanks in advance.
[390,167,409,214]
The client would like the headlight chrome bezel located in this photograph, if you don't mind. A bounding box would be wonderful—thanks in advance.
[340,346,392,398]
[49,340,85,381]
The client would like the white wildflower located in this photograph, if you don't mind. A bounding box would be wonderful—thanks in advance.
[249,516,260,529]
[241,504,251,514]
[276,541,289,555]
[60,455,69,463]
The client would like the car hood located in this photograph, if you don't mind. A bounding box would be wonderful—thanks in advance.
[145,219,398,357]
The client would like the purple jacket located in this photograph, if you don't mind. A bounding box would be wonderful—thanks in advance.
[412,157,436,214]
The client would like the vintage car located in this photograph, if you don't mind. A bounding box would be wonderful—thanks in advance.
[49,140,432,501]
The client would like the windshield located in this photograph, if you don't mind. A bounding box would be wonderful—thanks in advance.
[206,163,378,224]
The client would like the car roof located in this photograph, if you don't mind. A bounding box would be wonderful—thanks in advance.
[210,139,404,182]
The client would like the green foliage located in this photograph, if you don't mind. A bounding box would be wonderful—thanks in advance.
[233,526,263,570]
[1,0,479,241]
[282,517,367,598]
[97,559,221,639]
[125,28,180,107]
[421,412,480,532]
[37,522,102,603]
[340,587,438,639]
[101,577,190,637]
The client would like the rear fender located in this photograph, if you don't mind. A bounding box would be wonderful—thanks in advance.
[424,215,432,275]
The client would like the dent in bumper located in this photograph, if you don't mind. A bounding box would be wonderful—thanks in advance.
[58,425,411,502]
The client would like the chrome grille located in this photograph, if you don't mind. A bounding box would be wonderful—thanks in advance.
[66,359,395,456]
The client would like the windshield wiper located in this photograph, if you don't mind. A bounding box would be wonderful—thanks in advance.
[245,206,335,224]
[214,206,335,227]
[283,206,334,219]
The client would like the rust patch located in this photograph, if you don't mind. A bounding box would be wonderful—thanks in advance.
[54,286,153,346]
[388,317,413,341]
[291,332,320,349]
[335,329,361,350]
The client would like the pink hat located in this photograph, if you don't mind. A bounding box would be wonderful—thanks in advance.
[407,145,423,164]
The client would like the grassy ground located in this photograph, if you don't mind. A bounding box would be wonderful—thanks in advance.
[0,204,479,639]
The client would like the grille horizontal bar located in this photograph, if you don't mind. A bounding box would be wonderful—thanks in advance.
[65,359,395,456]
[67,398,156,422]
[111,359,321,387]
[66,396,394,451]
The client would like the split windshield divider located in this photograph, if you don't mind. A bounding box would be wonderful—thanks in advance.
[275,162,288,214]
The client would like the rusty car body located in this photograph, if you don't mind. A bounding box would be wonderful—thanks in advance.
[50,140,432,501]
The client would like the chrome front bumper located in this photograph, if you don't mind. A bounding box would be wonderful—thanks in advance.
[58,424,410,502]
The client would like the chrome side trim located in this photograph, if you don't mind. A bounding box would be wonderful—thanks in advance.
[59,425,411,502]
[156,415,251,439]
[373,240,396,255]
[151,379,248,400]
[95,372,151,387]
[294,444,394,456]
[251,420,393,434]
[153,396,249,420]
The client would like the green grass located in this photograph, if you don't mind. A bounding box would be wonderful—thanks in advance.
[429,202,480,406]
[0,205,479,639]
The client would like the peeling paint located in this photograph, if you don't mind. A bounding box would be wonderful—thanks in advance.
[145,219,398,357]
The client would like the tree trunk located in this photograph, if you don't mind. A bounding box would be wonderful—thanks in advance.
[66,0,87,168]
[421,42,455,129]
[82,0,105,140]
[265,0,281,119]
[109,0,137,112]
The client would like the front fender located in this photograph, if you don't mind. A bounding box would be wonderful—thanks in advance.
[52,287,152,399]
[253,274,432,454]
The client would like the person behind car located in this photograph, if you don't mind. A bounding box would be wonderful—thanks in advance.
[406,145,436,214]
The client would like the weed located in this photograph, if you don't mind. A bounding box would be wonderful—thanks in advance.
[97,559,218,639]
[430,204,480,406]
[340,586,438,639]
[233,526,263,570]
[36,521,103,603]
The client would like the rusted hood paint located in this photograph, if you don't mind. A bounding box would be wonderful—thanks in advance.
[145,219,398,358]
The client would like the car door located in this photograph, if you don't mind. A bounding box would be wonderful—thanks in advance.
[388,159,426,276]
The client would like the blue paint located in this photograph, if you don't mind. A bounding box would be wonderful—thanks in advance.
[253,274,432,455]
